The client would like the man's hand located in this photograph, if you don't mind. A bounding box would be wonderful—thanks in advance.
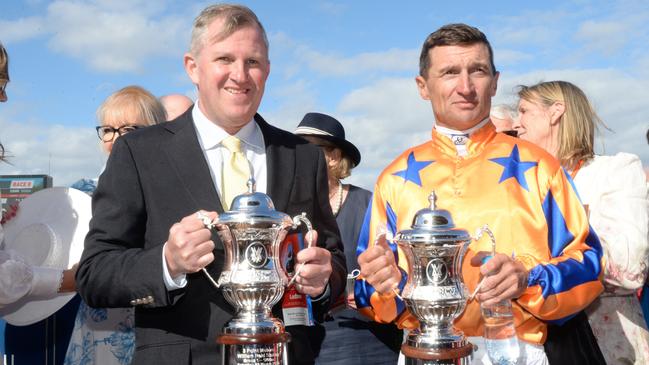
[164,211,217,278]
[470,252,528,306]
[346,292,357,309]
[357,234,401,295]
[293,230,332,297]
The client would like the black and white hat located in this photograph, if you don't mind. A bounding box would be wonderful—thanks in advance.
[294,112,361,167]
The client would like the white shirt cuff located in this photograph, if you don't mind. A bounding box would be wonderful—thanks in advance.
[30,267,63,298]
[162,242,187,290]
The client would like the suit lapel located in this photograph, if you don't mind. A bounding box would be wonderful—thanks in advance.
[256,114,295,213]
[163,114,223,213]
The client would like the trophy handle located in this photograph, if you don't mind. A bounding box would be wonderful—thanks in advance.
[291,212,313,232]
[466,225,496,300]
[473,224,496,257]
[202,268,220,289]
[196,211,223,289]
[286,213,314,287]
[455,238,471,297]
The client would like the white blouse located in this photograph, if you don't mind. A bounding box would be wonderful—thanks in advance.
[0,223,62,307]
[573,152,649,293]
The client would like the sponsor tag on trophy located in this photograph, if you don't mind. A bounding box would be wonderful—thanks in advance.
[280,233,314,326]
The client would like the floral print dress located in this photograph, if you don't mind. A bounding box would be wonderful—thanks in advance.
[64,178,135,365]
[64,303,134,365]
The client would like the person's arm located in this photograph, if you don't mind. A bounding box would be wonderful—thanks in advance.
[58,264,77,292]
[0,249,38,306]
[0,249,72,307]
[76,137,184,309]
[355,182,417,330]
[589,154,649,292]
[513,167,604,324]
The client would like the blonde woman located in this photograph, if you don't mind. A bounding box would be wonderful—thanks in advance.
[513,80,649,364]
[65,85,166,365]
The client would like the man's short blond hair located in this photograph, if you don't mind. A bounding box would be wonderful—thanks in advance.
[189,4,269,57]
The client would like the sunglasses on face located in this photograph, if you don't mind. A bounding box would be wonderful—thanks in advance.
[95,125,140,142]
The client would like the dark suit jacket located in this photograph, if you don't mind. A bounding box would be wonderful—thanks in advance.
[76,111,346,365]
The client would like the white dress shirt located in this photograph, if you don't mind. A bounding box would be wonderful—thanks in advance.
[192,103,267,197]
[163,102,267,289]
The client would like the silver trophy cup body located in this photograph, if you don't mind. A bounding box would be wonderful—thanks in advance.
[205,182,312,365]
[396,192,473,365]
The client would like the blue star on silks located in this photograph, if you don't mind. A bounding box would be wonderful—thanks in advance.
[392,152,434,186]
[489,145,538,191]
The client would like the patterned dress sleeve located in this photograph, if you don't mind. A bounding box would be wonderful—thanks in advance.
[586,153,649,292]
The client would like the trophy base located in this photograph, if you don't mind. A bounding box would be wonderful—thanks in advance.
[401,340,473,365]
[217,332,291,365]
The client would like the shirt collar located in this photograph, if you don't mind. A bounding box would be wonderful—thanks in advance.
[431,117,496,157]
[192,101,264,152]
[434,117,491,137]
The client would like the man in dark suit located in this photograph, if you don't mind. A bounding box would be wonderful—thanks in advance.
[76,4,346,364]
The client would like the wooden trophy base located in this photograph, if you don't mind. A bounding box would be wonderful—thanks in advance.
[217,332,291,345]
[401,341,474,365]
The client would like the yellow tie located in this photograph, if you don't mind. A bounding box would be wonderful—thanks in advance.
[221,136,250,210]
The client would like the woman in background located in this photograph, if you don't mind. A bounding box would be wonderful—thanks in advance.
[0,42,7,103]
[64,85,166,365]
[295,112,403,365]
[513,80,649,364]
[1,40,79,365]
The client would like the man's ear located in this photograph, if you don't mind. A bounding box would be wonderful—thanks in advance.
[415,76,430,100]
[491,71,500,97]
[549,101,565,125]
[184,53,199,84]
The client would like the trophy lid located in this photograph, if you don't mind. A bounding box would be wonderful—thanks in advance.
[395,191,470,245]
[218,179,291,225]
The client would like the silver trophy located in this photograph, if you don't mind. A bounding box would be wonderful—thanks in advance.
[396,191,494,365]
[201,180,312,365]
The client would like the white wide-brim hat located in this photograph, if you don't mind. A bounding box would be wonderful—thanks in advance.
[0,187,91,326]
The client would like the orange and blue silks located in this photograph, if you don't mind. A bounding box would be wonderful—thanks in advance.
[355,122,604,345]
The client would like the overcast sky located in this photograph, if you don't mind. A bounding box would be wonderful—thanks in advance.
[1,0,647,190]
